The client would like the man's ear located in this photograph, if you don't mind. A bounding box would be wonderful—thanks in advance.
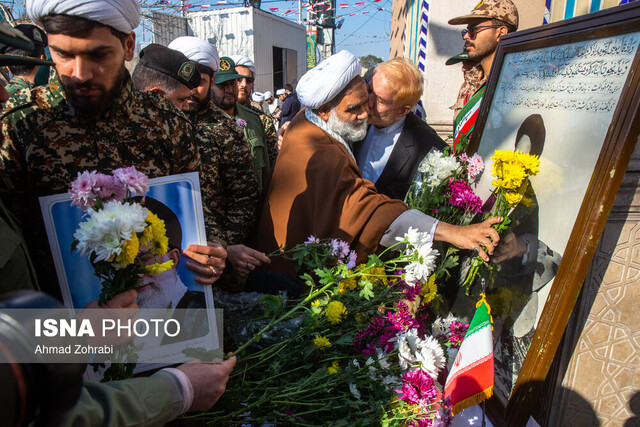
[168,248,180,268]
[496,26,509,40]
[398,105,411,118]
[149,86,166,96]
[124,32,136,61]
[316,104,331,121]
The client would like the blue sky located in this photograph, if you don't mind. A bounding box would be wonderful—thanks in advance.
[138,0,392,61]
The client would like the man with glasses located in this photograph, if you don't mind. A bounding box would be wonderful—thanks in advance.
[448,0,518,151]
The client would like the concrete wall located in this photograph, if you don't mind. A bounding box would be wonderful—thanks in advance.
[187,7,305,95]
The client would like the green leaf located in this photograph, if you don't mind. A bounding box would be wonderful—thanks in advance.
[359,280,374,301]
[261,294,283,318]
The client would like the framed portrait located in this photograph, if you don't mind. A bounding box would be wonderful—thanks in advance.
[39,172,220,371]
[465,3,640,424]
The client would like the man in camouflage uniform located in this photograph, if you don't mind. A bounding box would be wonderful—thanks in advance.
[213,56,276,193]
[0,4,225,299]
[167,37,259,249]
[135,41,258,249]
[169,41,270,283]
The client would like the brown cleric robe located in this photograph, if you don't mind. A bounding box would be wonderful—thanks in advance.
[255,110,408,276]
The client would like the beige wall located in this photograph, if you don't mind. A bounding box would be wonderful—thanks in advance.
[389,0,546,138]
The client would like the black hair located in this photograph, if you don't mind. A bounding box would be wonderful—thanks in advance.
[41,14,128,47]
[3,45,46,75]
[285,83,293,92]
[132,62,186,93]
[197,63,214,78]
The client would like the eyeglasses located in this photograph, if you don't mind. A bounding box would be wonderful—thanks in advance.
[240,76,254,84]
[461,24,503,39]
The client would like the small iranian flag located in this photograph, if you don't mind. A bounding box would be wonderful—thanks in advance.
[444,294,494,416]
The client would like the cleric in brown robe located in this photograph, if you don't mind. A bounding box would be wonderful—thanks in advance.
[255,50,501,276]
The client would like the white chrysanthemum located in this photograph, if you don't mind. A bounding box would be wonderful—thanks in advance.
[432,314,457,337]
[418,150,462,187]
[397,329,446,380]
[397,227,439,285]
[73,201,148,262]
[349,383,361,400]
[416,335,446,380]
[375,348,391,370]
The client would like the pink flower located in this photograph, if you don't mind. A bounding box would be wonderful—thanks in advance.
[396,369,438,407]
[466,153,484,180]
[112,166,149,196]
[69,170,98,211]
[446,178,482,214]
[93,173,126,202]
[236,118,247,128]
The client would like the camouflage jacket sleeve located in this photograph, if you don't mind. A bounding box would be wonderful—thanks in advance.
[260,113,278,167]
[196,115,259,246]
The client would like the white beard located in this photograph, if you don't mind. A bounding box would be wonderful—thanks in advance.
[136,269,182,309]
[327,110,368,142]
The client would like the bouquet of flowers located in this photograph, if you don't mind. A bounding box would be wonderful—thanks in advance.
[188,230,469,426]
[463,150,541,287]
[70,167,172,306]
[405,149,484,226]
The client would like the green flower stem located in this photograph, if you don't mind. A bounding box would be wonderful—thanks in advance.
[230,282,335,357]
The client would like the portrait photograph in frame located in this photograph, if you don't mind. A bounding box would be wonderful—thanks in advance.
[465,3,640,424]
[39,172,220,370]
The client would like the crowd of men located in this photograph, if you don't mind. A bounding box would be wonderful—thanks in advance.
[0,0,517,424]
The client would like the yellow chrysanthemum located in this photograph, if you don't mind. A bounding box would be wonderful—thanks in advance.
[142,212,168,255]
[503,190,522,208]
[328,360,340,374]
[313,335,332,351]
[337,276,357,294]
[311,299,322,307]
[362,266,386,286]
[420,275,438,306]
[516,151,540,175]
[325,300,347,325]
[145,260,174,275]
[116,233,139,266]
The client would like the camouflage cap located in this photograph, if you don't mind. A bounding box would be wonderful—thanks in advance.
[448,0,519,30]
[446,50,470,66]
[214,57,246,84]
[139,43,200,90]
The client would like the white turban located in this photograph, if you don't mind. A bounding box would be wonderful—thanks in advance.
[252,92,264,102]
[26,0,140,34]
[296,50,362,109]
[276,88,286,96]
[169,36,219,72]
[229,54,255,77]
[263,91,272,99]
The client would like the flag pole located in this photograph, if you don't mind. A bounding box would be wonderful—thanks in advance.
[481,277,487,427]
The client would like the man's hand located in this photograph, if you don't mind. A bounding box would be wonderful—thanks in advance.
[227,244,271,274]
[434,217,502,261]
[84,289,138,310]
[183,242,227,285]
[491,232,527,264]
[177,355,237,412]
[80,289,138,345]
